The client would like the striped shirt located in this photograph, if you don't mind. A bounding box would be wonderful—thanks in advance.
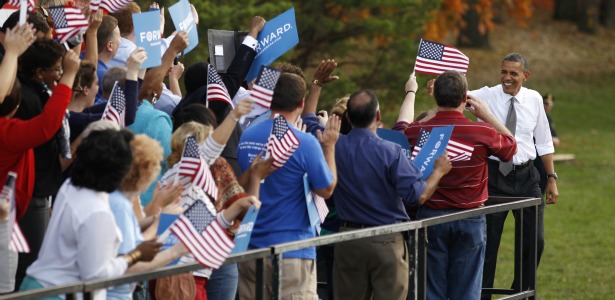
[395,111,517,209]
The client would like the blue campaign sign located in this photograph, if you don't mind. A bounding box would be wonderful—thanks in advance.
[377,128,412,160]
[246,7,299,82]
[413,125,454,180]
[156,213,181,265]
[230,205,260,254]
[168,0,198,54]
[133,11,162,68]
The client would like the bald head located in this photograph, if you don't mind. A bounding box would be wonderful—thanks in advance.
[347,89,379,128]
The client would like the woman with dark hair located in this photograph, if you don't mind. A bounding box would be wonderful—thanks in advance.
[20,129,162,299]
[12,39,70,288]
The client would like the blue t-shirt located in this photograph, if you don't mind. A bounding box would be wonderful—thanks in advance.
[238,118,333,259]
[107,190,144,300]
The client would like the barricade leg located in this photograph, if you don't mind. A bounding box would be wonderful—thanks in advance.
[416,227,427,300]
[513,208,524,294]
[256,258,264,300]
[528,205,538,300]
[271,254,282,300]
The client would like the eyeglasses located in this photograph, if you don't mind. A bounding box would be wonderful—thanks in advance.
[46,67,63,74]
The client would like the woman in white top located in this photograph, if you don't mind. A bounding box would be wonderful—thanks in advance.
[20,129,162,300]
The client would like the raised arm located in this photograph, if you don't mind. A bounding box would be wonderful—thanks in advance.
[313,115,340,198]
[124,48,147,125]
[82,10,103,66]
[139,32,189,101]
[302,59,339,116]
[0,24,35,103]
[466,95,512,136]
[397,72,418,123]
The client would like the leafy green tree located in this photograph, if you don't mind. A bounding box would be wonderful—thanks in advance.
[136,0,442,122]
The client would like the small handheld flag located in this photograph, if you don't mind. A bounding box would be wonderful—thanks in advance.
[170,200,234,269]
[415,39,469,76]
[177,136,218,200]
[48,4,89,44]
[2,172,30,253]
[250,66,282,109]
[101,81,126,127]
[100,0,132,13]
[266,116,300,168]
[207,64,233,107]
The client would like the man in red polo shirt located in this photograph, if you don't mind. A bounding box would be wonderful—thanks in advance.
[398,70,517,299]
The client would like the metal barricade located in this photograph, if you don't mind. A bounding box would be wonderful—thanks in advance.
[0,197,540,300]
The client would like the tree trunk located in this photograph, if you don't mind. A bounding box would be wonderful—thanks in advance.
[601,0,615,28]
[457,0,490,48]
[553,0,579,21]
[578,0,601,33]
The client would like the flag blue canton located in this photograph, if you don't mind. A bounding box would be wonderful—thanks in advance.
[109,86,125,113]
[418,41,445,61]
[416,128,430,147]
[256,67,281,90]
[182,200,216,233]
[272,116,290,140]
[49,7,69,28]
[183,136,200,159]
[208,64,225,86]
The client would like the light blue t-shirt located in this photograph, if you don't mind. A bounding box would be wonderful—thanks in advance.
[107,190,144,300]
[128,101,172,205]
[237,118,333,259]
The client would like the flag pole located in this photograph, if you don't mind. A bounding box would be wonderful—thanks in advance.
[174,137,189,186]
[19,0,27,25]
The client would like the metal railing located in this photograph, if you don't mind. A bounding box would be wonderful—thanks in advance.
[0,196,540,300]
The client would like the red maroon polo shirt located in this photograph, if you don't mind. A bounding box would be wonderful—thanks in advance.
[395,111,517,209]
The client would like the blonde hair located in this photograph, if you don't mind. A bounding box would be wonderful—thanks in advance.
[167,122,213,167]
[119,134,164,193]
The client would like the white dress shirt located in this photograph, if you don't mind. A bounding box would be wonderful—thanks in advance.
[27,180,126,300]
[469,85,554,164]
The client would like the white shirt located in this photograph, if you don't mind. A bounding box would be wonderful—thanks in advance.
[108,38,137,68]
[470,85,554,164]
[27,180,127,300]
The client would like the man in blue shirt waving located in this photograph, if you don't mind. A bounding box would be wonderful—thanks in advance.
[332,89,451,300]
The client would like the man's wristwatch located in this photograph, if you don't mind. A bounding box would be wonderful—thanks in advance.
[547,173,558,180]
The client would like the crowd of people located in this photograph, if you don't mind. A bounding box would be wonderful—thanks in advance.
[0,2,559,300]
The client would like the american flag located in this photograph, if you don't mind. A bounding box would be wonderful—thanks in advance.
[100,0,132,13]
[170,200,234,269]
[411,128,430,160]
[48,5,89,44]
[251,66,281,109]
[89,0,101,11]
[178,136,218,201]
[447,138,474,161]
[411,128,474,161]
[2,172,30,253]
[101,81,126,127]
[415,39,470,76]
[207,64,233,107]
[266,116,300,168]
[313,193,328,224]
[6,0,36,11]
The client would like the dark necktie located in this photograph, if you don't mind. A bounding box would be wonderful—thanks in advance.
[499,97,517,175]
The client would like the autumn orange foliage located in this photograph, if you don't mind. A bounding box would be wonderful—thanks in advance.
[424,0,552,42]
